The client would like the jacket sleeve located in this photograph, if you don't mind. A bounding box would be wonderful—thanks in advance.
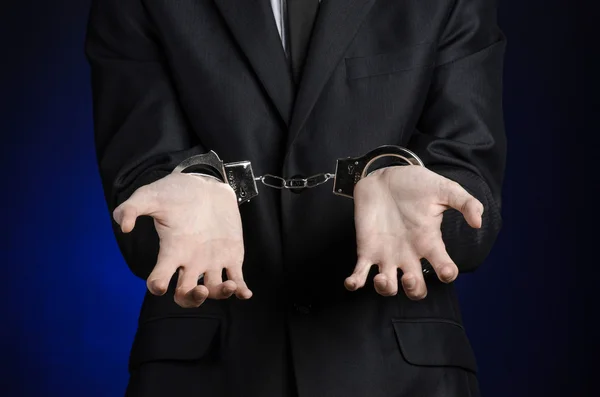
[85,0,207,279]
[407,0,507,272]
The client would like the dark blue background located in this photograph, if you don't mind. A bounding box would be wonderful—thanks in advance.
[1,1,593,396]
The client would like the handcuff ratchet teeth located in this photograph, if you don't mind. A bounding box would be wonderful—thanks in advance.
[172,145,424,205]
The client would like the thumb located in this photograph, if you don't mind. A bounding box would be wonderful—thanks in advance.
[441,181,483,229]
[113,186,157,233]
[113,204,139,233]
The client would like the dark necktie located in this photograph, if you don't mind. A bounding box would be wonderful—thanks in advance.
[287,0,320,84]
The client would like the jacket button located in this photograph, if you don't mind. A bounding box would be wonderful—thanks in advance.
[293,303,312,314]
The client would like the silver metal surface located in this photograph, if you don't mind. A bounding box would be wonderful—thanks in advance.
[224,161,259,204]
[172,150,227,181]
[332,145,425,198]
[172,151,258,206]
[257,173,334,190]
[173,145,424,203]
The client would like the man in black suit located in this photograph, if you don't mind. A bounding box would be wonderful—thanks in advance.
[86,0,506,396]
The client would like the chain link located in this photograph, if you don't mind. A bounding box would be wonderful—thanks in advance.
[256,172,335,190]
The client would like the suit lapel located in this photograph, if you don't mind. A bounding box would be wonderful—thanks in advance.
[285,0,377,154]
[214,0,295,125]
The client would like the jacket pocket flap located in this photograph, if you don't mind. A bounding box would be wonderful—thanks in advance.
[129,316,220,369]
[345,42,435,80]
[392,318,478,373]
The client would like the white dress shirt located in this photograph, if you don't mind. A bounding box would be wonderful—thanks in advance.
[270,0,288,53]
[269,0,321,54]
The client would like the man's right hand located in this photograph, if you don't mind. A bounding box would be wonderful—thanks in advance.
[113,172,252,308]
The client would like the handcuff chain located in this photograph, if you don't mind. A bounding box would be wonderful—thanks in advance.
[256,172,335,190]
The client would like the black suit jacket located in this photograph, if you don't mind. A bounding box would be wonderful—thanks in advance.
[86,0,506,396]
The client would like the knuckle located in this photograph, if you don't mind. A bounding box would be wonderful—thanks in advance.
[379,260,397,272]
[357,246,378,262]
[355,253,370,264]
[132,186,150,200]
[179,298,196,309]
[118,204,134,218]
[460,199,472,214]
[440,179,460,198]
[175,286,188,300]
[203,279,218,289]
[413,236,436,255]
[225,245,245,266]
[223,280,237,289]
[445,179,461,191]
[173,296,186,308]
[147,279,168,294]
[174,294,195,309]
[231,255,244,268]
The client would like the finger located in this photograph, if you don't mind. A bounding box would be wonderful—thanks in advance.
[373,263,399,297]
[441,181,483,229]
[204,270,237,300]
[423,241,459,284]
[400,259,427,300]
[113,204,138,233]
[175,268,208,308]
[226,267,253,300]
[188,284,210,306]
[113,186,158,233]
[345,256,373,291]
[146,247,180,296]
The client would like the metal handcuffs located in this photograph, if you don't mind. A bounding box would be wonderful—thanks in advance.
[172,145,424,205]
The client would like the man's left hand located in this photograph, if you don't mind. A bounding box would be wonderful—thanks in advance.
[345,165,484,300]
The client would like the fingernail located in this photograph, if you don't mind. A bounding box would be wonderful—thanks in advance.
[404,277,416,289]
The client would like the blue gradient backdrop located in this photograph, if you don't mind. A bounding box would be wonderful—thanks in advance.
[1,1,593,396]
